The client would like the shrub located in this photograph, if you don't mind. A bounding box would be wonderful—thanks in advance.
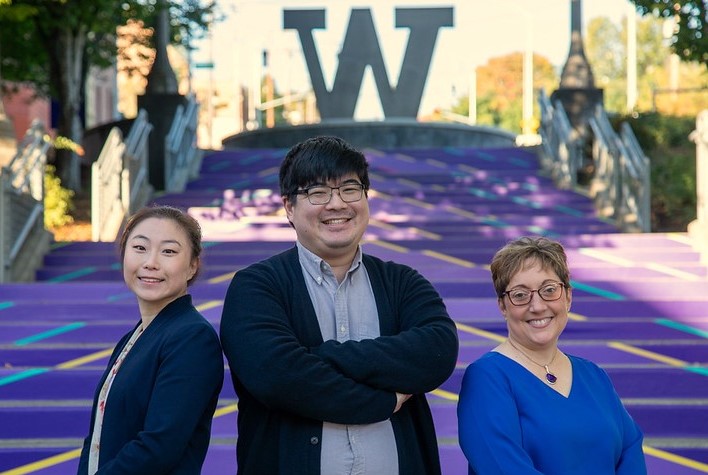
[613,112,698,232]
[44,164,75,229]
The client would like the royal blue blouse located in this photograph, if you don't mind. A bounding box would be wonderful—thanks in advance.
[458,351,647,474]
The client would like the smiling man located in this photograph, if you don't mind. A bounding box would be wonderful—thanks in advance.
[219,136,459,475]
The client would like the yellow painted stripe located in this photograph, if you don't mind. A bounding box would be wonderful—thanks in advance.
[196,300,222,312]
[397,178,421,188]
[56,348,114,369]
[431,184,446,192]
[411,228,442,240]
[458,164,478,173]
[431,388,459,401]
[644,445,708,472]
[394,153,416,163]
[425,159,447,168]
[578,248,634,267]
[214,403,238,417]
[0,402,241,474]
[369,221,440,240]
[0,448,82,475]
[445,207,477,219]
[644,262,701,281]
[369,219,397,230]
[208,272,236,284]
[422,250,476,268]
[567,311,587,322]
[366,240,409,253]
[257,166,279,177]
[402,197,435,209]
[608,341,688,367]
[456,322,505,343]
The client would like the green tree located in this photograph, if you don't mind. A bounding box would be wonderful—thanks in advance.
[586,14,668,112]
[0,0,217,191]
[629,0,707,66]
[586,13,707,115]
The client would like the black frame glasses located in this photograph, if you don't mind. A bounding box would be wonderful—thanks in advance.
[501,282,567,306]
[295,183,366,205]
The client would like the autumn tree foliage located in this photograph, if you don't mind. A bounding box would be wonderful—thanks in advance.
[461,52,557,133]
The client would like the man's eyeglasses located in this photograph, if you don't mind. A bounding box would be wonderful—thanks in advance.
[295,183,366,205]
[501,282,567,306]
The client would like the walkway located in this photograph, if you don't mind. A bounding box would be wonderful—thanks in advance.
[0,146,707,474]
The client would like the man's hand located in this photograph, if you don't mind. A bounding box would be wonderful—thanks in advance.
[394,393,411,413]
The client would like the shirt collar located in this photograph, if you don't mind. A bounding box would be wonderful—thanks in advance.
[296,241,363,284]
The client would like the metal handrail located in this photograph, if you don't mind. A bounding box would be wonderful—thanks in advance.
[91,109,153,242]
[91,128,125,242]
[0,120,51,282]
[688,110,708,263]
[537,89,580,189]
[589,106,650,232]
[165,95,201,193]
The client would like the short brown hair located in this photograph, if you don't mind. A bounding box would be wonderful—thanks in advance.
[490,236,570,298]
[119,205,203,285]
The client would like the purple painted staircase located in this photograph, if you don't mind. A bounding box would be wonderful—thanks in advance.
[1,146,707,474]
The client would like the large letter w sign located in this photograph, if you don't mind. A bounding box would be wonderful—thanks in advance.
[283,7,454,120]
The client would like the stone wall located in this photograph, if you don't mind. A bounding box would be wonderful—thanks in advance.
[222,120,517,150]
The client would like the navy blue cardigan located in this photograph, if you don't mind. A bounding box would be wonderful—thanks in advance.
[220,247,459,474]
[78,295,224,474]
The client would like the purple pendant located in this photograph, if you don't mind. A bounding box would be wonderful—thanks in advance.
[545,372,557,385]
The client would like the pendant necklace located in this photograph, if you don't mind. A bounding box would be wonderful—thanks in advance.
[507,339,558,385]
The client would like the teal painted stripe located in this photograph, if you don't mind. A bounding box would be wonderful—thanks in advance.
[0,368,49,387]
[685,366,708,377]
[510,157,532,168]
[479,218,508,228]
[110,262,121,270]
[203,241,219,248]
[511,196,543,209]
[0,301,14,310]
[468,188,498,200]
[208,161,232,172]
[48,267,97,282]
[570,280,625,300]
[477,152,496,162]
[554,205,586,217]
[655,318,708,338]
[240,154,264,165]
[525,226,559,238]
[521,183,539,191]
[264,175,279,183]
[443,147,465,156]
[229,180,252,188]
[14,322,86,346]
[107,292,134,302]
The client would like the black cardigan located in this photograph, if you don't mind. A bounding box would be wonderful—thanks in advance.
[220,247,459,474]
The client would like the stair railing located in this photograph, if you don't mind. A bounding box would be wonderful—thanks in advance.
[589,105,651,232]
[165,95,201,193]
[537,89,581,189]
[688,109,708,264]
[91,110,153,242]
[0,120,51,282]
[123,109,153,214]
[91,128,125,242]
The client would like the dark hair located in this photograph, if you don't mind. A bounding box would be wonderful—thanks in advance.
[490,236,571,298]
[119,205,203,285]
[279,136,370,201]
